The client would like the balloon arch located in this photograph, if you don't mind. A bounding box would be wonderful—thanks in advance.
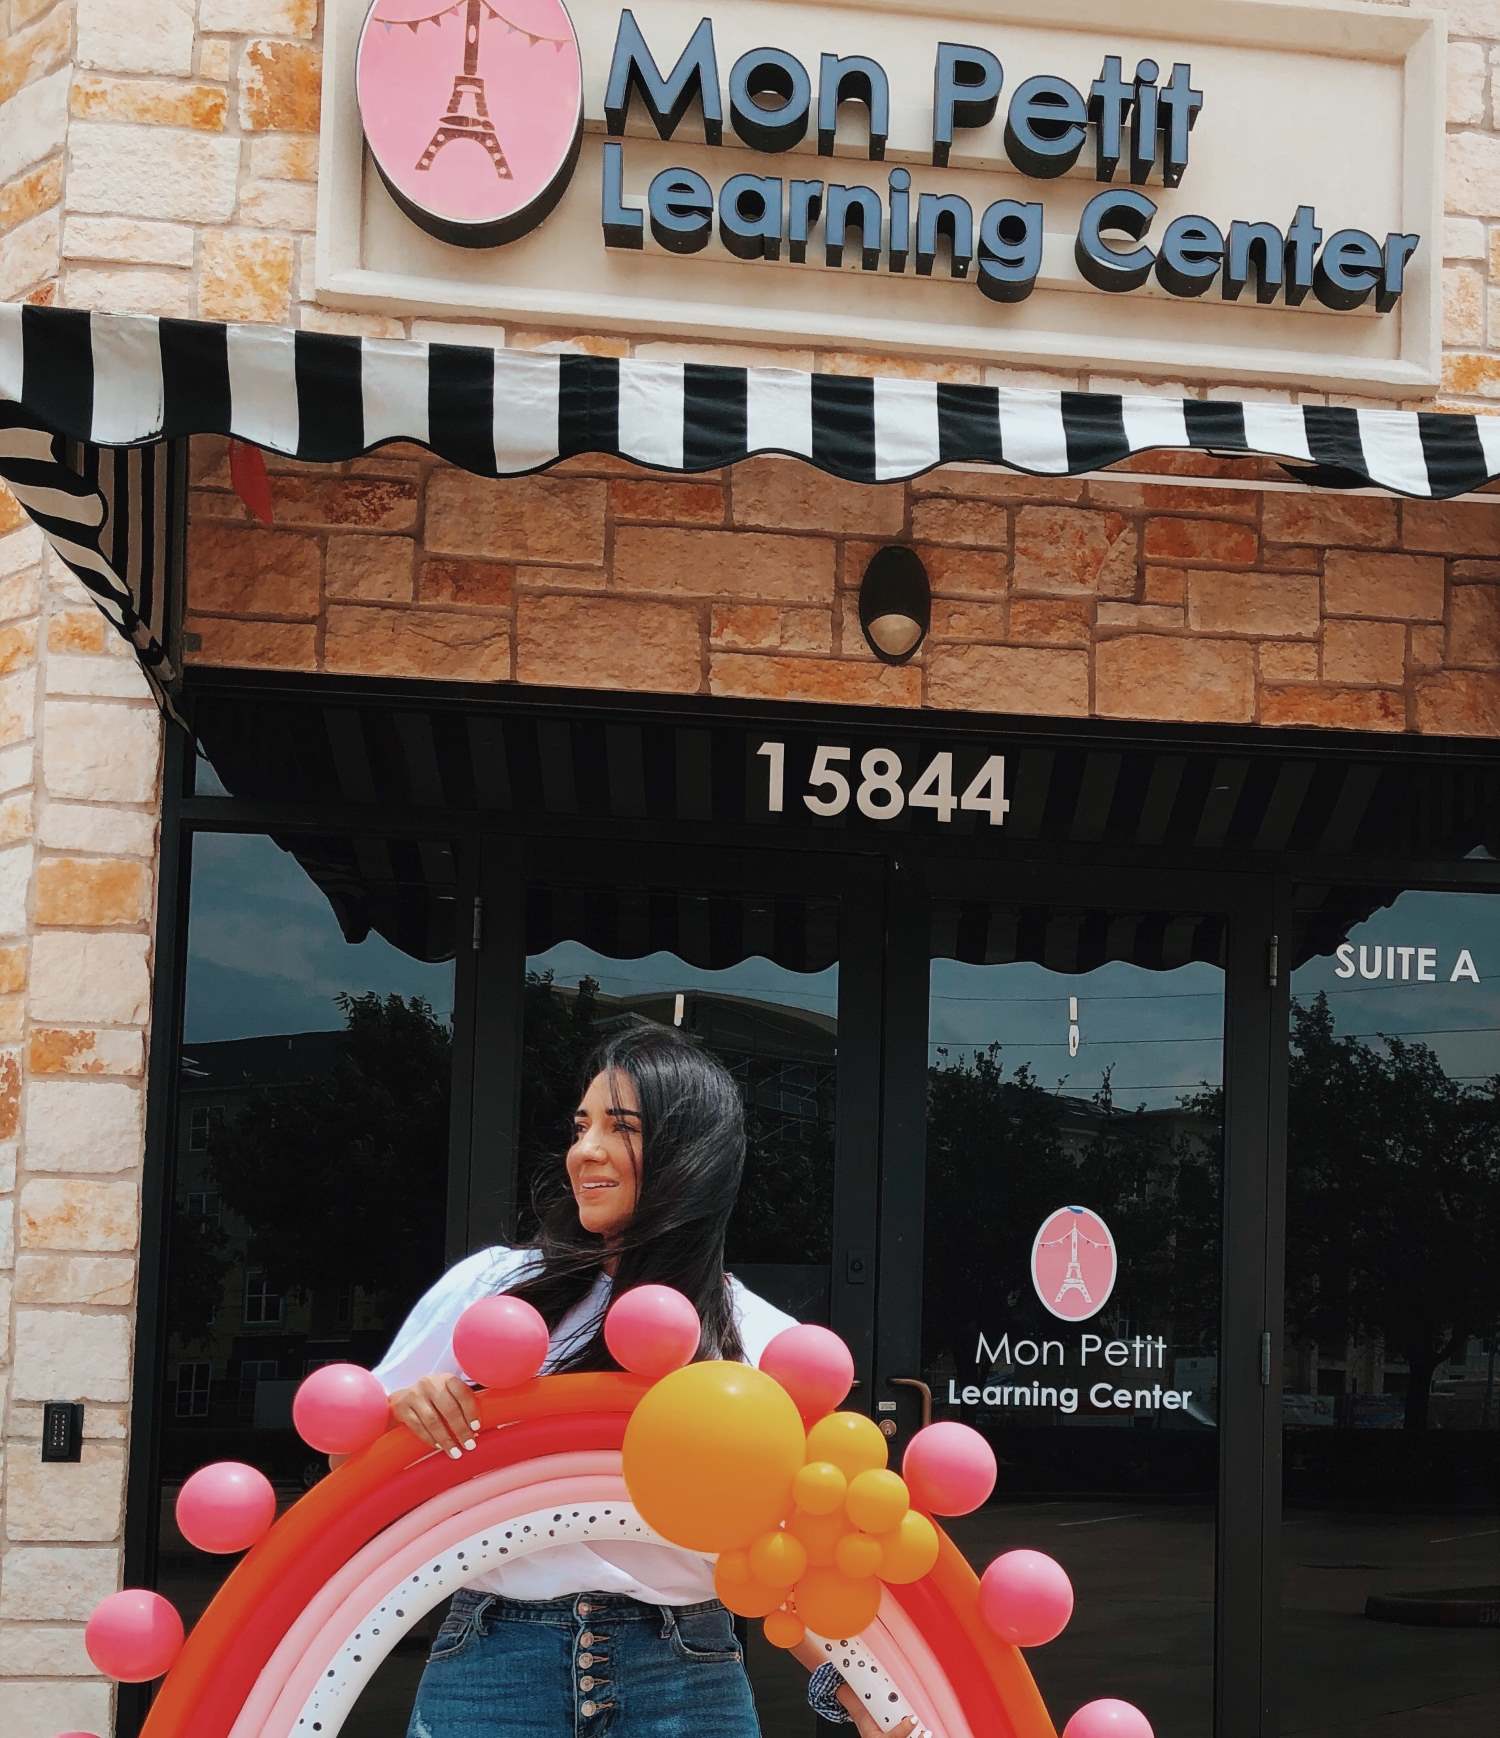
[78,1290,1151,1738]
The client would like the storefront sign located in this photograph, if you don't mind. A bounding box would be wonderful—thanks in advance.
[1334,943,1482,984]
[1031,1205,1115,1323]
[322,0,1443,391]
[754,739,1009,826]
[954,1331,1195,1417]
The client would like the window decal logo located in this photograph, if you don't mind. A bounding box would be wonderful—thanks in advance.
[1031,1206,1117,1323]
[356,0,583,249]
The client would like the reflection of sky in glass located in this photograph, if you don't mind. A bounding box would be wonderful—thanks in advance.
[930,956,1224,1111]
[530,941,838,1015]
[184,834,455,1042]
[1293,890,1499,1087]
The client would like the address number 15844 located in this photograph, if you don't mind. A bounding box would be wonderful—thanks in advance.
[756,742,1011,825]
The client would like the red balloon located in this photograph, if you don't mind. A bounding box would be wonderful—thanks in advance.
[85,1590,185,1683]
[1064,1699,1154,1738]
[902,1421,996,1516]
[176,1463,277,1555]
[453,1295,550,1389]
[292,1364,389,1455]
[758,1324,855,1422]
[979,1549,1074,1647]
[605,1285,701,1377]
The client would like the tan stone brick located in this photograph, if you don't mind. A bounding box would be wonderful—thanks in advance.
[41,701,159,805]
[1414,668,1500,734]
[518,596,699,692]
[928,600,1006,641]
[1441,351,1500,398]
[1410,624,1445,671]
[0,156,62,234]
[1096,636,1255,723]
[70,74,226,131]
[1445,131,1500,219]
[507,326,631,358]
[325,606,509,681]
[1452,560,1500,582]
[1400,499,1497,556]
[6,1443,126,1540]
[199,37,235,82]
[77,0,194,76]
[1097,602,1185,632]
[249,135,320,181]
[35,857,150,926]
[1324,551,1445,621]
[68,121,238,223]
[25,1078,142,1171]
[13,1300,133,1394]
[37,802,155,858]
[0,943,26,995]
[419,560,515,608]
[711,652,920,707]
[909,498,1006,547]
[1449,583,1500,665]
[47,609,108,655]
[427,472,605,565]
[1259,642,1320,683]
[279,476,422,533]
[0,666,37,748]
[0,206,58,298]
[1444,264,1485,345]
[66,263,193,318]
[0,1046,17,1138]
[917,470,1082,504]
[0,792,30,843]
[514,563,607,592]
[188,523,321,618]
[184,616,317,670]
[199,228,295,322]
[1262,492,1398,548]
[613,527,836,601]
[0,3,71,107]
[816,349,983,385]
[241,40,321,132]
[1322,620,1407,686]
[1186,571,1320,638]
[1142,567,1186,605]
[712,604,833,653]
[15,1252,136,1305]
[1260,685,1404,731]
[240,177,319,231]
[29,931,150,1024]
[201,0,317,32]
[0,616,37,673]
[731,459,903,536]
[1448,40,1488,125]
[612,479,725,525]
[1261,545,1322,574]
[1144,517,1258,566]
[1088,479,1253,517]
[0,1681,113,1734]
[1008,601,1091,650]
[0,1546,121,1622]
[0,1623,93,1677]
[927,644,1087,715]
[29,1027,144,1077]
[632,339,817,370]
[325,535,415,603]
[1013,507,1133,595]
[299,306,406,339]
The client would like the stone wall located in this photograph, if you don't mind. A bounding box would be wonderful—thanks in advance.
[182,441,1500,735]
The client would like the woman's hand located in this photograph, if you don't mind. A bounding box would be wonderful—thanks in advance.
[835,1688,925,1738]
[388,1372,482,1460]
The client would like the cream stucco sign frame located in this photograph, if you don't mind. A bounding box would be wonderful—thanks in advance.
[316,0,1444,394]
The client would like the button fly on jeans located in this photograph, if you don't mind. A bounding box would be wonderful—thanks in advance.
[579,1652,595,1668]
[580,1632,594,1648]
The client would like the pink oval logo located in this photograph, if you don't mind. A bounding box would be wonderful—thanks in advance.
[1031,1206,1117,1323]
[356,0,583,249]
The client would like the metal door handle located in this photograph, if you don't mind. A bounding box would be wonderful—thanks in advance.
[889,1377,933,1429]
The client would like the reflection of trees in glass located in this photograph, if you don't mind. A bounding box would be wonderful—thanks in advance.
[727,1055,835,1264]
[1287,992,1500,1430]
[516,970,603,1236]
[209,993,451,1319]
[166,1201,230,1347]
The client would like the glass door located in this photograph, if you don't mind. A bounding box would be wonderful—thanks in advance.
[875,862,1273,1738]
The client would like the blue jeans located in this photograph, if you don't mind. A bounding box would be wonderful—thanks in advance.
[405,1588,762,1737]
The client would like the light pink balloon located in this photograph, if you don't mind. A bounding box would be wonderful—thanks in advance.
[292,1363,390,1455]
[176,1461,278,1555]
[604,1285,701,1377]
[979,1549,1074,1646]
[84,1589,185,1683]
[1063,1699,1154,1738]
[902,1421,997,1516]
[453,1294,550,1389]
[758,1324,855,1422]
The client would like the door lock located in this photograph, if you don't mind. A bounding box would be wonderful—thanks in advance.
[879,1418,898,1439]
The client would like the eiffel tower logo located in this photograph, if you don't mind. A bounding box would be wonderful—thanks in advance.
[417,0,512,181]
[1041,1212,1110,1307]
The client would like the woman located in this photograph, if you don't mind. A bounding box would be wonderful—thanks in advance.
[374,1017,919,1738]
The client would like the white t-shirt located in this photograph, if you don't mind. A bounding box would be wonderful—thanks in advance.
[372,1245,799,1604]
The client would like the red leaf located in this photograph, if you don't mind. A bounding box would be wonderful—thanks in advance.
[229,440,275,525]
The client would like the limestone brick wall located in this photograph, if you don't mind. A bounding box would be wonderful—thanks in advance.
[181,441,1500,735]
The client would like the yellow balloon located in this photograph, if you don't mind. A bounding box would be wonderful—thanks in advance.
[846,1468,911,1535]
[793,1460,848,1517]
[834,1531,883,1579]
[805,1412,888,1481]
[763,1608,807,1651]
[794,1566,883,1639]
[876,1509,940,1585]
[788,1506,847,1568]
[750,1528,808,1588]
[623,1361,806,1551]
[716,1553,786,1618]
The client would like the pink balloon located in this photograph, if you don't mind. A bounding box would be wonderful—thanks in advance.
[84,1589,185,1683]
[902,1421,997,1516]
[1063,1700,1154,1738]
[604,1285,701,1377]
[453,1294,550,1389]
[758,1324,854,1422]
[175,1461,278,1555]
[979,1549,1074,1646]
[292,1364,390,1455]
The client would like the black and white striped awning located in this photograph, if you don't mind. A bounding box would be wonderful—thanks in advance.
[5,301,1500,712]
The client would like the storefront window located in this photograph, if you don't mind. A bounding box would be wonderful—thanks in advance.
[922,900,1226,1737]
[1280,887,1500,1733]
[158,830,457,1732]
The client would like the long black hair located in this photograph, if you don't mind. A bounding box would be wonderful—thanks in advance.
[502,1016,747,1371]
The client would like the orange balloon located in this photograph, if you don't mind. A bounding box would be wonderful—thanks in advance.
[835,1531,883,1579]
[763,1608,807,1650]
[846,1468,911,1535]
[794,1566,883,1639]
[876,1509,941,1585]
[716,1553,786,1619]
[788,1506,847,1568]
[805,1412,887,1481]
[750,1528,808,1589]
[623,1361,806,1551]
[793,1459,848,1517]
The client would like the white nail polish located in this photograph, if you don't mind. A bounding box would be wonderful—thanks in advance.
[470,1421,482,1432]
[449,1447,462,1460]
[465,1439,477,1451]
